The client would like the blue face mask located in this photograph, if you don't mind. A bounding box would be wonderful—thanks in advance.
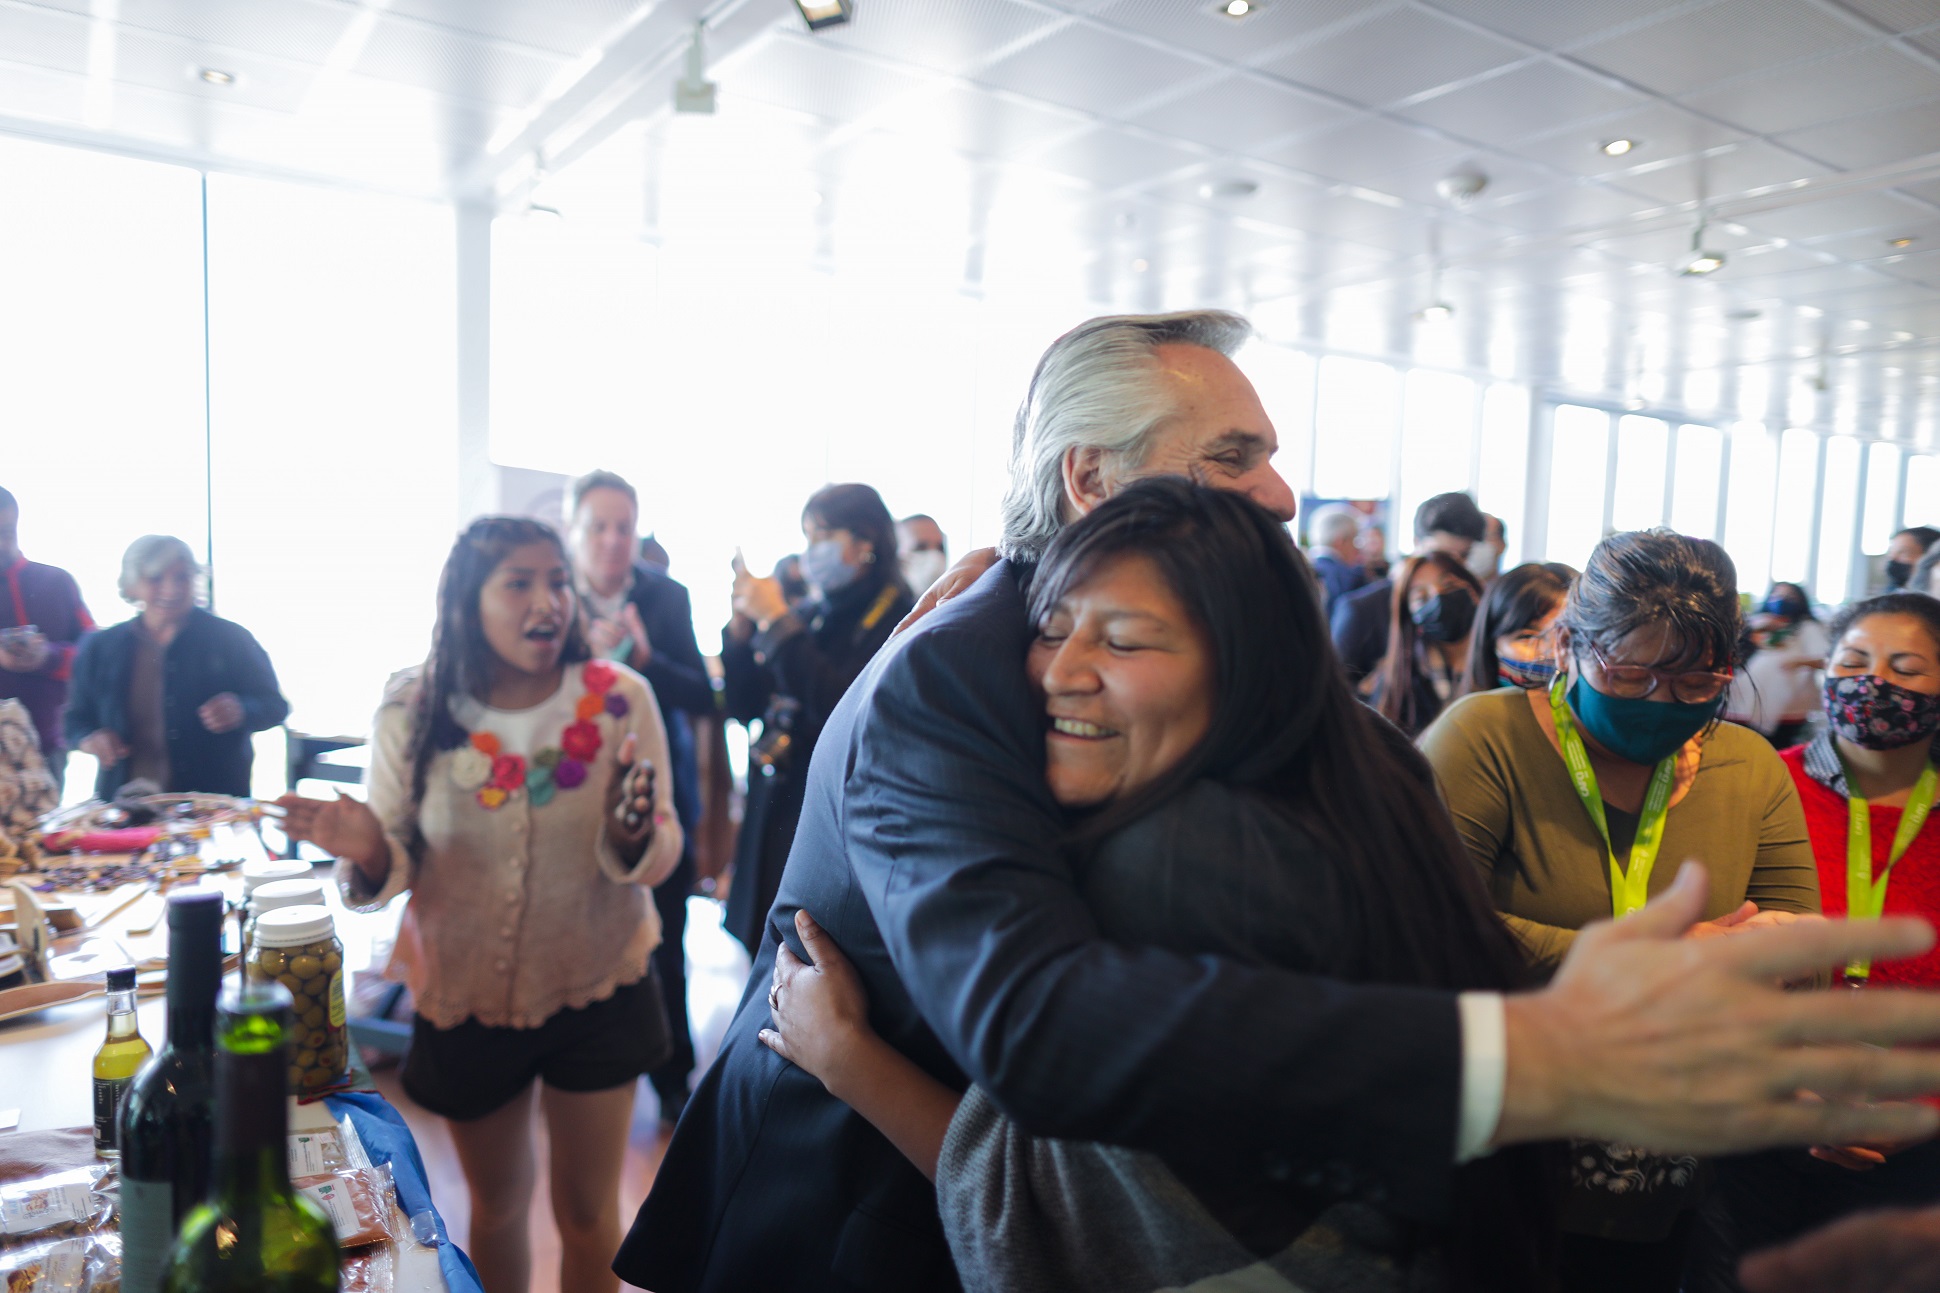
[800,538,863,595]
[1567,674,1719,766]
[1498,656,1558,689]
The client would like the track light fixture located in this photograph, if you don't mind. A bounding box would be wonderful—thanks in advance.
[794,0,853,30]
[1680,222,1725,276]
[674,22,715,114]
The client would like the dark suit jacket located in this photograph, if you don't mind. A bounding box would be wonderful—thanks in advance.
[1332,576,1393,683]
[622,562,712,836]
[615,562,1463,1292]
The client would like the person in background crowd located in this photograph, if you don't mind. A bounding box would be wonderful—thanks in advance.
[621,309,1940,1293]
[566,469,716,1125]
[771,553,809,610]
[1907,541,1940,600]
[1886,527,1940,591]
[1359,522,1391,582]
[66,535,286,799]
[1305,503,1366,612]
[719,483,912,954]
[1693,593,1940,1292]
[0,486,95,785]
[1374,551,1485,737]
[278,517,681,1293]
[0,697,59,849]
[1468,514,1508,586]
[1332,492,1487,684]
[897,513,949,595]
[639,533,671,571]
[1723,583,1828,749]
[1420,529,1821,1292]
[1460,562,1573,697]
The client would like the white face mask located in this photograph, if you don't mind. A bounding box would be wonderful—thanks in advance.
[902,549,948,592]
[1467,541,1504,583]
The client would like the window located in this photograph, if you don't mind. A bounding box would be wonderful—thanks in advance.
[1862,442,1902,555]
[1546,404,1609,569]
[1237,343,1316,502]
[1769,428,1821,583]
[1610,415,1669,532]
[1723,424,1777,595]
[1906,455,1940,529]
[1395,371,1476,547]
[1816,436,1861,604]
[1311,357,1399,501]
[1477,384,1530,565]
[1670,424,1723,541]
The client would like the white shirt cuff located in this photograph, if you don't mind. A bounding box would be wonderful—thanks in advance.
[1455,991,1506,1163]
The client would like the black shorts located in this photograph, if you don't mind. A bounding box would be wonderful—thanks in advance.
[400,972,671,1122]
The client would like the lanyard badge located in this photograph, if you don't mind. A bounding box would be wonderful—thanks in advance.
[1842,760,1939,983]
[1549,675,1677,919]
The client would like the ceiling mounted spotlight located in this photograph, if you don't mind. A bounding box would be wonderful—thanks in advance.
[1890,237,1917,248]
[198,68,235,85]
[1599,138,1636,157]
[1436,165,1488,206]
[1415,301,1454,323]
[1679,222,1725,276]
[794,0,853,29]
[674,22,716,114]
[1219,0,1260,16]
[1198,177,1260,201]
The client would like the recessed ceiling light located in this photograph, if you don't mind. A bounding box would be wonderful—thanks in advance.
[793,0,853,29]
[1599,138,1636,157]
[1132,258,1150,272]
[1416,302,1454,323]
[198,68,235,85]
[1198,177,1260,201]
[1890,237,1917,248]
[1220,0,1259,16]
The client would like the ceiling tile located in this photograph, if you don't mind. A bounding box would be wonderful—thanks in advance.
[1838,0,1940,32]
[1571,0,1871,96]
[1514,100,1748,176]
[1414,0,1694,50]
[1378,150,1557,206]
[714,36,937,125]
[974,23,1208,117]
[1741,190,1937,244]
[114,28,312,113]
[1025,125,1205,191]
[1257,8,1528,108]
[1807,217,1940,263]
[0,59,85,121]
[876,83,1090,161]
[116,0,350,65]
[1089,0,1393,64]
[1612,139,1833,207]
[1398,60,1647,148]
[1685,44,1940,135]
[1125,74,1353,155]
[1778,97,1940,171]
[354,14,566,108]
[381,0,639,57]
[817,0,1058,76]
[0,4,90,76]
[1482,181,1666,234]
[1268,115,1475,189]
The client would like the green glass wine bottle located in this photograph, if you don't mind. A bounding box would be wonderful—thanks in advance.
[161,982,339,1293]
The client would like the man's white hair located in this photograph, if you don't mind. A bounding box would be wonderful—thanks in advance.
[998,310,1253,563]
[1309,505,1361,548]
[117,534,201,603]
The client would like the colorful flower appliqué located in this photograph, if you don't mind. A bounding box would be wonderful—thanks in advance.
[454,662,615,810]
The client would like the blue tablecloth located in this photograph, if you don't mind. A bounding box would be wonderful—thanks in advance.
[326,1092,486,1293]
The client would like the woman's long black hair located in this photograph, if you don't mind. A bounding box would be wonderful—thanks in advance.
[1460,563,1574,696]
[1376,551,1485,734]
[406,517,591,815]
[1028,478,1554,1290]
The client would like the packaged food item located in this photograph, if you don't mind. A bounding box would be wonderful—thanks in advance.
[246,907,346,1095]
[0,1229,119,1290]
[0,1167,112,1244]
[292,1167,392,1249]
[338,1242,393,1293]
[241,879,325,966]
[285,1128,348,1180]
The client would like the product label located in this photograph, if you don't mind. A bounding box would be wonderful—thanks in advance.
[297,1178,358,1240]
[118,1178,175,1293]
[0,1182,89,1236]
[90,1076,128,1151]
[328,970,346,1029]
[287,1129,347,1178]
[44,1240,89,1290]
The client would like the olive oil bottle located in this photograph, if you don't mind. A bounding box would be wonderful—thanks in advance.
[92,965,152,1157]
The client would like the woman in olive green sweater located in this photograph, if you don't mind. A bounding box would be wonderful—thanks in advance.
[1419,530,1820,1293]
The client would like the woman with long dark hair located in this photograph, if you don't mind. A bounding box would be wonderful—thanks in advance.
[1460,563,1574,696]
[278,517,682,1293]
[1723,582,1829,748]
[1419,529,1820,1292]
[721,482,913,953]
[1375,550,1485,736]
[755,479,1555,1292]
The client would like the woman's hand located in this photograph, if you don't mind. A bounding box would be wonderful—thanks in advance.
[1686,900,1760,939]
[605,732,660,861]
[760,909,874,1092]
[80,729,128,767]
[198,692,244,733]
[274,791,388,881]
[733,571,789,631]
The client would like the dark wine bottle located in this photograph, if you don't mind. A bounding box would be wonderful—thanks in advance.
[162,983,339,1293]
[119,887,226,1293]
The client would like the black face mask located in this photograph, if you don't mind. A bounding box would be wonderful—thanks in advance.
[1888,560,1915,589]
[1412,588,1477,643]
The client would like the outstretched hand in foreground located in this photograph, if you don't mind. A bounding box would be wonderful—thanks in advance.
[1741,1205,1940,1293]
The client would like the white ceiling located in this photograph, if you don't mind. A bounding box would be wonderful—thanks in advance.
[3,0,1939,441]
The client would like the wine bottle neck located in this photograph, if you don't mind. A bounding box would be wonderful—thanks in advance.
[214,1050,290,1182]
[214,1145,299,1210]
[165,1003,216,1051]
[164,904,223,1051]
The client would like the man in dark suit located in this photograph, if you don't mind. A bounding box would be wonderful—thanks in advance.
[618,312,1940,1292]
[567,469,716,1122]
[1331,491,1487,683]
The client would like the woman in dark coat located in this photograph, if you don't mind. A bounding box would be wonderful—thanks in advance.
[721,484,912,953]
[65,535,288,799]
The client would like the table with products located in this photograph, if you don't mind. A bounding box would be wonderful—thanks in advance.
[0,834,481,1293]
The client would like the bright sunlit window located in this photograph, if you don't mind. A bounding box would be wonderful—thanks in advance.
[1907,455,1940,529]
[1477,383,1530,565]
[1724,423,1778,595]
[1816,435,1861,604]
[1395,371,1476,547]
[1769,428,1821,584]
[1670,424,1723,541]
[1610,414,1669,532]
[1311,357,1400,502]
[1862,441,1903,555]
[1546,404,1609,569]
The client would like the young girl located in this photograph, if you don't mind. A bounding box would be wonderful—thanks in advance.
[279,517,681,1293]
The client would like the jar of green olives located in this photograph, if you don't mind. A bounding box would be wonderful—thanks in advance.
[247,905,347,1094]
[242,878,327,966]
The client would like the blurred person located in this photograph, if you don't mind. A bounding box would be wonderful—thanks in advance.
[566,469,716,1124]
[1305,503,1366,612]
[0,485,96,782]
[897,514,950,595]
[639,533,671,571]
[1360,522,1391,582]
[1723,583,1828,749]
[719,483,912,954]
[1908,541,1940,600]
[1886,527,1940,591]
[1420,529,1821,1292]
[1332,492,1487,684]
[0,697,59,845]
[621,310,1940,1293]
[1468,514,1508,586]
[65,535,286,799]
[1460,562,1573,696]
[278,517,681,1293]
[1374,552,1485,737]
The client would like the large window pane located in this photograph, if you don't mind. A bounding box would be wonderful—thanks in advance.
[1862,442,1902,555]
[1724,424,1777,595]
[1905,455,1940,530]
[1816,435,1861,604]
[1611,414,1669,532]
[1395,371,1476,549]
[1238,342,1316,502]
[1312,357,1399,501]
[1670,424,1723,541]
[1769,428,1821,584]
[1546,404,1609,569]
[1477,384,1530,565]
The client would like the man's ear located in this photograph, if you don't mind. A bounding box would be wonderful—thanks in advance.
[1063,445,1113,520]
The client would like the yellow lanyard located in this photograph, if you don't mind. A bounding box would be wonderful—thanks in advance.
[1548,675,1676,918]
[1842,760,1940,982]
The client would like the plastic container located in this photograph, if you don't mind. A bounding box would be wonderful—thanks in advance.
[239,860,312,903]
[242,878,328,966]
[246,906,347,1094]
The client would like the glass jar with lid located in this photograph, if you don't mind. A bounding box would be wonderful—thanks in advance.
[242,877,327,966]
[239,859,311,905]
[247,905,346,1094]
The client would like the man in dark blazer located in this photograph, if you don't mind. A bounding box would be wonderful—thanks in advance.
[618,313,1940,1292]
[1330,491,1487,683]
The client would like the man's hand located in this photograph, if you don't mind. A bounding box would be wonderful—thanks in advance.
[1740,1205,1940,1292]
[586,616,631,658]
[198,692,244,734]
[895,547,998,635]
[79,729,128,768]
[1497,862,1940,1156]
[0,631,49,673]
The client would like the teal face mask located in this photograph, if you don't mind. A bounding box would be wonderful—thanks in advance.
[1567,675,1718,766]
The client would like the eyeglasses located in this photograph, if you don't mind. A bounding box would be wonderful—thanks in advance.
[1578,640,1733,704]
